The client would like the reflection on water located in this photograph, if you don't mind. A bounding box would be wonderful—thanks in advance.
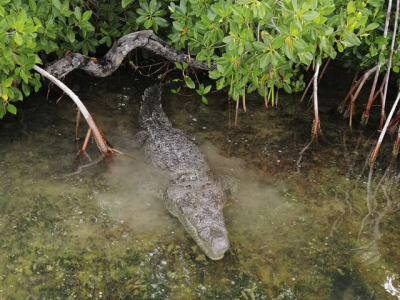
[0,73,400,299]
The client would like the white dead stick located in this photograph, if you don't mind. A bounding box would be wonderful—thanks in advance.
[370,87,400,166]
[33,65,109,155]
[380,0,400,128]
[312,62,320,137]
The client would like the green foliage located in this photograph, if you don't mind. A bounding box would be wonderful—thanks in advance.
[174,62,196,89]
[196,84,212,104]
[136,0,169,33]
[171,86,181,93]
[0,0,172,119]
[0,0,91,118]
[167,0,388,100]
[0,0,393,119]
[340,0,389,70]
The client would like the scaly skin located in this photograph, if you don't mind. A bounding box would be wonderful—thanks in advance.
[139,84,229,260]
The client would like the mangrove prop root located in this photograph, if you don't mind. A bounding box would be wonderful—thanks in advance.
[345,74,359,117]
[344,1,395,123]
[78,128,92,158]
[264,86,268,107]
[46,30,215,79]
[75,109,81,141]
[300,57,331,103]
[362,0,398,126]
[242,87,246,112]
[370,87,400,166]
[339,60,388,116]
[312,63,321,138]
[276,88,279,106]
[363,67,381,122]
[228,96,231,129]
[351,71,359,88]
[379,95,386,130]
[343,65,385,119]
[389,109,400,132]
[338,73,362,113]
[362,72,388,124]
[300,77,313,103]
[380,0,400,130]
[234,94,239,128]
[318,57,331,84]
[393,127,400,157]
[33,65,111,156]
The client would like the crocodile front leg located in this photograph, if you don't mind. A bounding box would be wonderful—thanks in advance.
[121,130,149,148]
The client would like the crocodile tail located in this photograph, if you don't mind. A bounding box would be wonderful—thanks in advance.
[142,83,162,105]
[140,82,171,129]
[142,80,171,105]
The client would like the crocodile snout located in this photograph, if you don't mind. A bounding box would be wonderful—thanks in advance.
[199,226,230,260]
[212,236,230,256]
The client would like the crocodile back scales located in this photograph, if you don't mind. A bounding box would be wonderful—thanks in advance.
[140,84,209,175]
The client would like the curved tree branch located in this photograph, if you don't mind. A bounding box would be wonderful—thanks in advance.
[46,30,216,78]
[33,65,111,156]
[38,31,217,157]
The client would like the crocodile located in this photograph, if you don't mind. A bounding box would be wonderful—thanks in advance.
[133,83,230,260]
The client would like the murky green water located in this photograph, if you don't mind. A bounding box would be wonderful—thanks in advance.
[1,71,400,299]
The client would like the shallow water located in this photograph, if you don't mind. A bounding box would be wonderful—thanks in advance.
[1,71,400,300]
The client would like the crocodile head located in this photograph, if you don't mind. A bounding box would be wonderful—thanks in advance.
[165,181,230,260]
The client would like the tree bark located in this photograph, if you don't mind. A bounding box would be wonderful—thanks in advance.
[37,30,218,156]
[46,30,216,79]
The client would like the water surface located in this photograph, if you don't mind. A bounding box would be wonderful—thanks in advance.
[1,72,400,299]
